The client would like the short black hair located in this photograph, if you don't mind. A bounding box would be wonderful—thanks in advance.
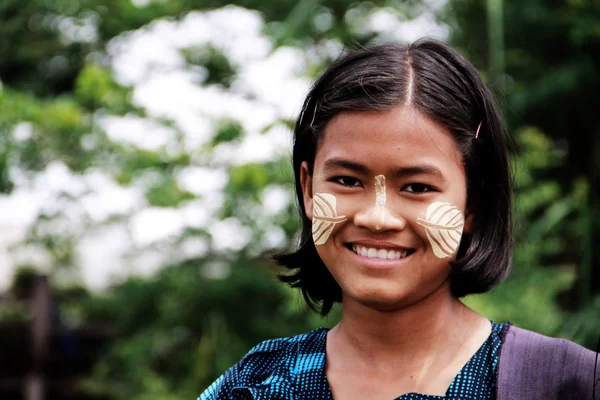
[274,39,512,316]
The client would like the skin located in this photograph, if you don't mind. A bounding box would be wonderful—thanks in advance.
[417,201,465,258]
[300,105,491,399]
[373,174,387,230]
[312,192,347,245]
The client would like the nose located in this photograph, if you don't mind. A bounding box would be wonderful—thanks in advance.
[353,203,407,232]
[353,175,406,232]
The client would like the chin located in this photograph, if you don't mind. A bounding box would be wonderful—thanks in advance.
[345,278,451,312]
[347,284,418,311]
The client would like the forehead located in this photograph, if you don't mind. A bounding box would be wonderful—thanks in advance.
[317,106,463,173]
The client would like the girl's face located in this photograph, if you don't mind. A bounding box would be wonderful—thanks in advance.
[300,105,473,311]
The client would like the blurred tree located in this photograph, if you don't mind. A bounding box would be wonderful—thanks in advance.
[0,0,410,99]
[445,0,600,304]
[465,127,600,349]
[79,258,327,400]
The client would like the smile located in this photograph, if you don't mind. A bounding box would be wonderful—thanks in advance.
[351,245,413,260]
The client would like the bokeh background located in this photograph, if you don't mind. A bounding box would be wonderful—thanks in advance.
[0,0,599,399]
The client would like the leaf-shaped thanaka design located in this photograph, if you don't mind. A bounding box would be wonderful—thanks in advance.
[416,202,464,258]
[312,193,347,245]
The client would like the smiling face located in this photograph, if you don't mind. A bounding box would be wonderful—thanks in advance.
[300,105,473,311]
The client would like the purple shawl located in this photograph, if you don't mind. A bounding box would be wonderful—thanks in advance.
[498,325,600,400]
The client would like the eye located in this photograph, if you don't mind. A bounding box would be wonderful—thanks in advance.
[403,183,433,194]
[334,176,362,187]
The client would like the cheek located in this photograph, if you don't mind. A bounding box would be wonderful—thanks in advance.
[311,193,347,245]
[416,202,465,259]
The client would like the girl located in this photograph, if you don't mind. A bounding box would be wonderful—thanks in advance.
[198,39,599,400]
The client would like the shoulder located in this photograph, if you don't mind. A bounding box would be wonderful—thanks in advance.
[498,324,599,400]
[501,324,597,368]
[197,328,328,400]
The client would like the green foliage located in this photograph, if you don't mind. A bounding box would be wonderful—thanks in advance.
[221,158,295,235]
[446,0,600,347]
[115,149,189,185]
[446,0,600,172]
[181,46,237,88]
[146,176,195,207]
[465,127,598,348]
[0,141,14,194]
[0,0,88,96]
[80,259,317,400]
[227,163,271,195]
[75,64,134,113]
[211,119,244,146]
[0,89,91,171]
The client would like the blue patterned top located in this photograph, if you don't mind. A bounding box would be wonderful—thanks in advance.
[198,321,506,400]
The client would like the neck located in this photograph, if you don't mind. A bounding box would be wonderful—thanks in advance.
[330,280,483,371]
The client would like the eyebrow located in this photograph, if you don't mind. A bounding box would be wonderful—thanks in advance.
[323,158,445,180]
[323,158,370,175]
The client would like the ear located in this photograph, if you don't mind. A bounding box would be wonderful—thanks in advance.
[300,161,314,220]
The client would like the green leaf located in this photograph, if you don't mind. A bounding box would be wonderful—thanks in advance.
[146,176,195,207]
[211,119,244,146]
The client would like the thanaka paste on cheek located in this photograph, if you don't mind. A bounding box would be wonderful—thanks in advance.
[373,174,386,230]
[416,202,465,258]
[312,193,347,245]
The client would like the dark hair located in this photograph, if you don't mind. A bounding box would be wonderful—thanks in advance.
[274,39,512,316]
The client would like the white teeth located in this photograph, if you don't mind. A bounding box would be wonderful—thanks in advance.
[351,246,410,260]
